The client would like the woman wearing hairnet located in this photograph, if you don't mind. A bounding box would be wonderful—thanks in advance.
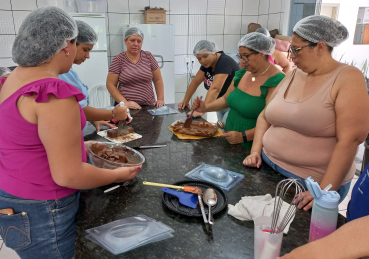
[255,27,293,74]
[178,40,240,122]
[244,15,369,210]
[107,27,165,109]
[0,7,140,258]
[59,20,127,133]
[191,33,285,150]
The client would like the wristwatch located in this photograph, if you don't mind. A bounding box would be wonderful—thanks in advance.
[242,131,248,143]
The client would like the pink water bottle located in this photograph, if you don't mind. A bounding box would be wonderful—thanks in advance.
[305,177,340,242]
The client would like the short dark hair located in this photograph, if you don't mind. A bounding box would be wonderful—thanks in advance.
[293,32,333,53]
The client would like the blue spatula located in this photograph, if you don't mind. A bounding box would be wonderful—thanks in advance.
[162,187,198,208]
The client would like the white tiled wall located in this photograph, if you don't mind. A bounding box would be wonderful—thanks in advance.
[0,0,288,104]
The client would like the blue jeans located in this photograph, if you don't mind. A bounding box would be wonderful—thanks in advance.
[0,189,80,259]
[216,108,230,125]
[261,150,351,203]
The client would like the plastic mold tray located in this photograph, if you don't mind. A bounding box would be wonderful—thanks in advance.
[185,164,245,191]
[147,106,178,115]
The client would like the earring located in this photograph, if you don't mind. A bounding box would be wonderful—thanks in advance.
[66,52,69,57]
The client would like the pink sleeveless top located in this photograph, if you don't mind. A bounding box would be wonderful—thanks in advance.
[0,78,87,200]
[263,65,355,185]
[268,55,275,64]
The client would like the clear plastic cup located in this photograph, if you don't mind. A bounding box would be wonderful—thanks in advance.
[254,216,283,259]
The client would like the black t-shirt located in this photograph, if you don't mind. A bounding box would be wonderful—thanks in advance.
[199,51,240,98]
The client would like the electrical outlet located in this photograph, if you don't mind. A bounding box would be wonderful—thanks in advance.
[185,57,190,64]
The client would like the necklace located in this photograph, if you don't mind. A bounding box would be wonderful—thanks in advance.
[251,62,271,81]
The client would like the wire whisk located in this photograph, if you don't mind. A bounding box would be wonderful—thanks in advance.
[270,178,306,234]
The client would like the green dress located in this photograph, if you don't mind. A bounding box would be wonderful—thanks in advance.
[225,68,285,150]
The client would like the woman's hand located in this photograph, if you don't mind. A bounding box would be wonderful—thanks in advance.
[126,101,142,110]
[187,111,204,117]
[91,120,116,132]
[191,96,206,113]
[220,131,243,144]
[112,105,128,120]
[178,101,190,110]
[113,166,142,183]
[154,100,165,108]
[243,152,262,168]
[294,190,314,211]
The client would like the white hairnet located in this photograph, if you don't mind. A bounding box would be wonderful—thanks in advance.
[12,6,77,67]
[255,28,270,37]
[0,67,11,77]
[237,32,275,55]
[193,40,218,55]
[293,15,348,47]
[76,20,98,45]
[124,27,144,40]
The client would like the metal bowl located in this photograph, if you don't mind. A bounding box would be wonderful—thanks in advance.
[87,142,145,169]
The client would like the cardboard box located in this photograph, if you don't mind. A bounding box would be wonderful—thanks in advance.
[140,9,166,24]
[275,34,292,42]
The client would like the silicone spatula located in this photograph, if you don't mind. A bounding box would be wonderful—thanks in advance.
[161,187,198,208]
[183,96,202,128]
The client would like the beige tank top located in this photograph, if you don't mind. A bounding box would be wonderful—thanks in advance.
[263,65,356,185]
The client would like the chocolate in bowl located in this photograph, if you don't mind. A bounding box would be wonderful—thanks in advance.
[87,142,145,169]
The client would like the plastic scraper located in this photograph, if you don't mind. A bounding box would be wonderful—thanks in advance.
[161,187,198,208]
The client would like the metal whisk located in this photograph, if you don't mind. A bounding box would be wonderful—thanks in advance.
[270,178,306,234]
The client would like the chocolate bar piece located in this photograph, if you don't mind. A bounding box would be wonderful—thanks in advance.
[107,129,118,138]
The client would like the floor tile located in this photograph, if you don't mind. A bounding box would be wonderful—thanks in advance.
[339,196,351,211]
[347,178,358,198]
[0,244,20,259]
[339,210,347,217]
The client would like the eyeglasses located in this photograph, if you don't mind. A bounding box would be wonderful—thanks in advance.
[236,52,257,62]
[288,43,316,58]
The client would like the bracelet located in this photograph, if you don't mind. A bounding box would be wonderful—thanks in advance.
[111,109,114,119]
[242,131,248,143]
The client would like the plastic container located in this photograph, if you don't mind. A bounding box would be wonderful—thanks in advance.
[305,177,340,242]
[76,0,106,13]
[254,216,283,259]
[86,142,145,169]
[85,215,174,255]
[147,106,177,115]
[185,163,244,191]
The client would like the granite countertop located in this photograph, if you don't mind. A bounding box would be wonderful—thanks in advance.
[77,104,345,259]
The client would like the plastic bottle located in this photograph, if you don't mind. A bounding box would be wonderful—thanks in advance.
[305,177,340,242]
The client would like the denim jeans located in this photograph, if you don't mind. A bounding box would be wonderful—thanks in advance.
[216,108,230,125]
[261,150,351,203]
[0,189,80,259]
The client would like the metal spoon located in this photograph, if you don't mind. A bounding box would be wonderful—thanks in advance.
[203,188,217,225]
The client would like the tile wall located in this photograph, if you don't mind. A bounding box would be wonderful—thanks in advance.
[0,0,288,103]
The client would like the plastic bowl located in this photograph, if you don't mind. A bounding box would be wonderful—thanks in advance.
[87,142,145,169]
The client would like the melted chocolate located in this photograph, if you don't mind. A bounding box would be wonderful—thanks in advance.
[90,143,136,164]
[172,121,218,137]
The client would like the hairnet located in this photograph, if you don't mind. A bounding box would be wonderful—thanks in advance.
[255,28,270,37]
[237,32,275,55]
[12,6,77,67]
[124,27,144,40]
[76,20,98,45]
[193,40,218,55]
[0,67,11,77]
[293,15,348,47]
